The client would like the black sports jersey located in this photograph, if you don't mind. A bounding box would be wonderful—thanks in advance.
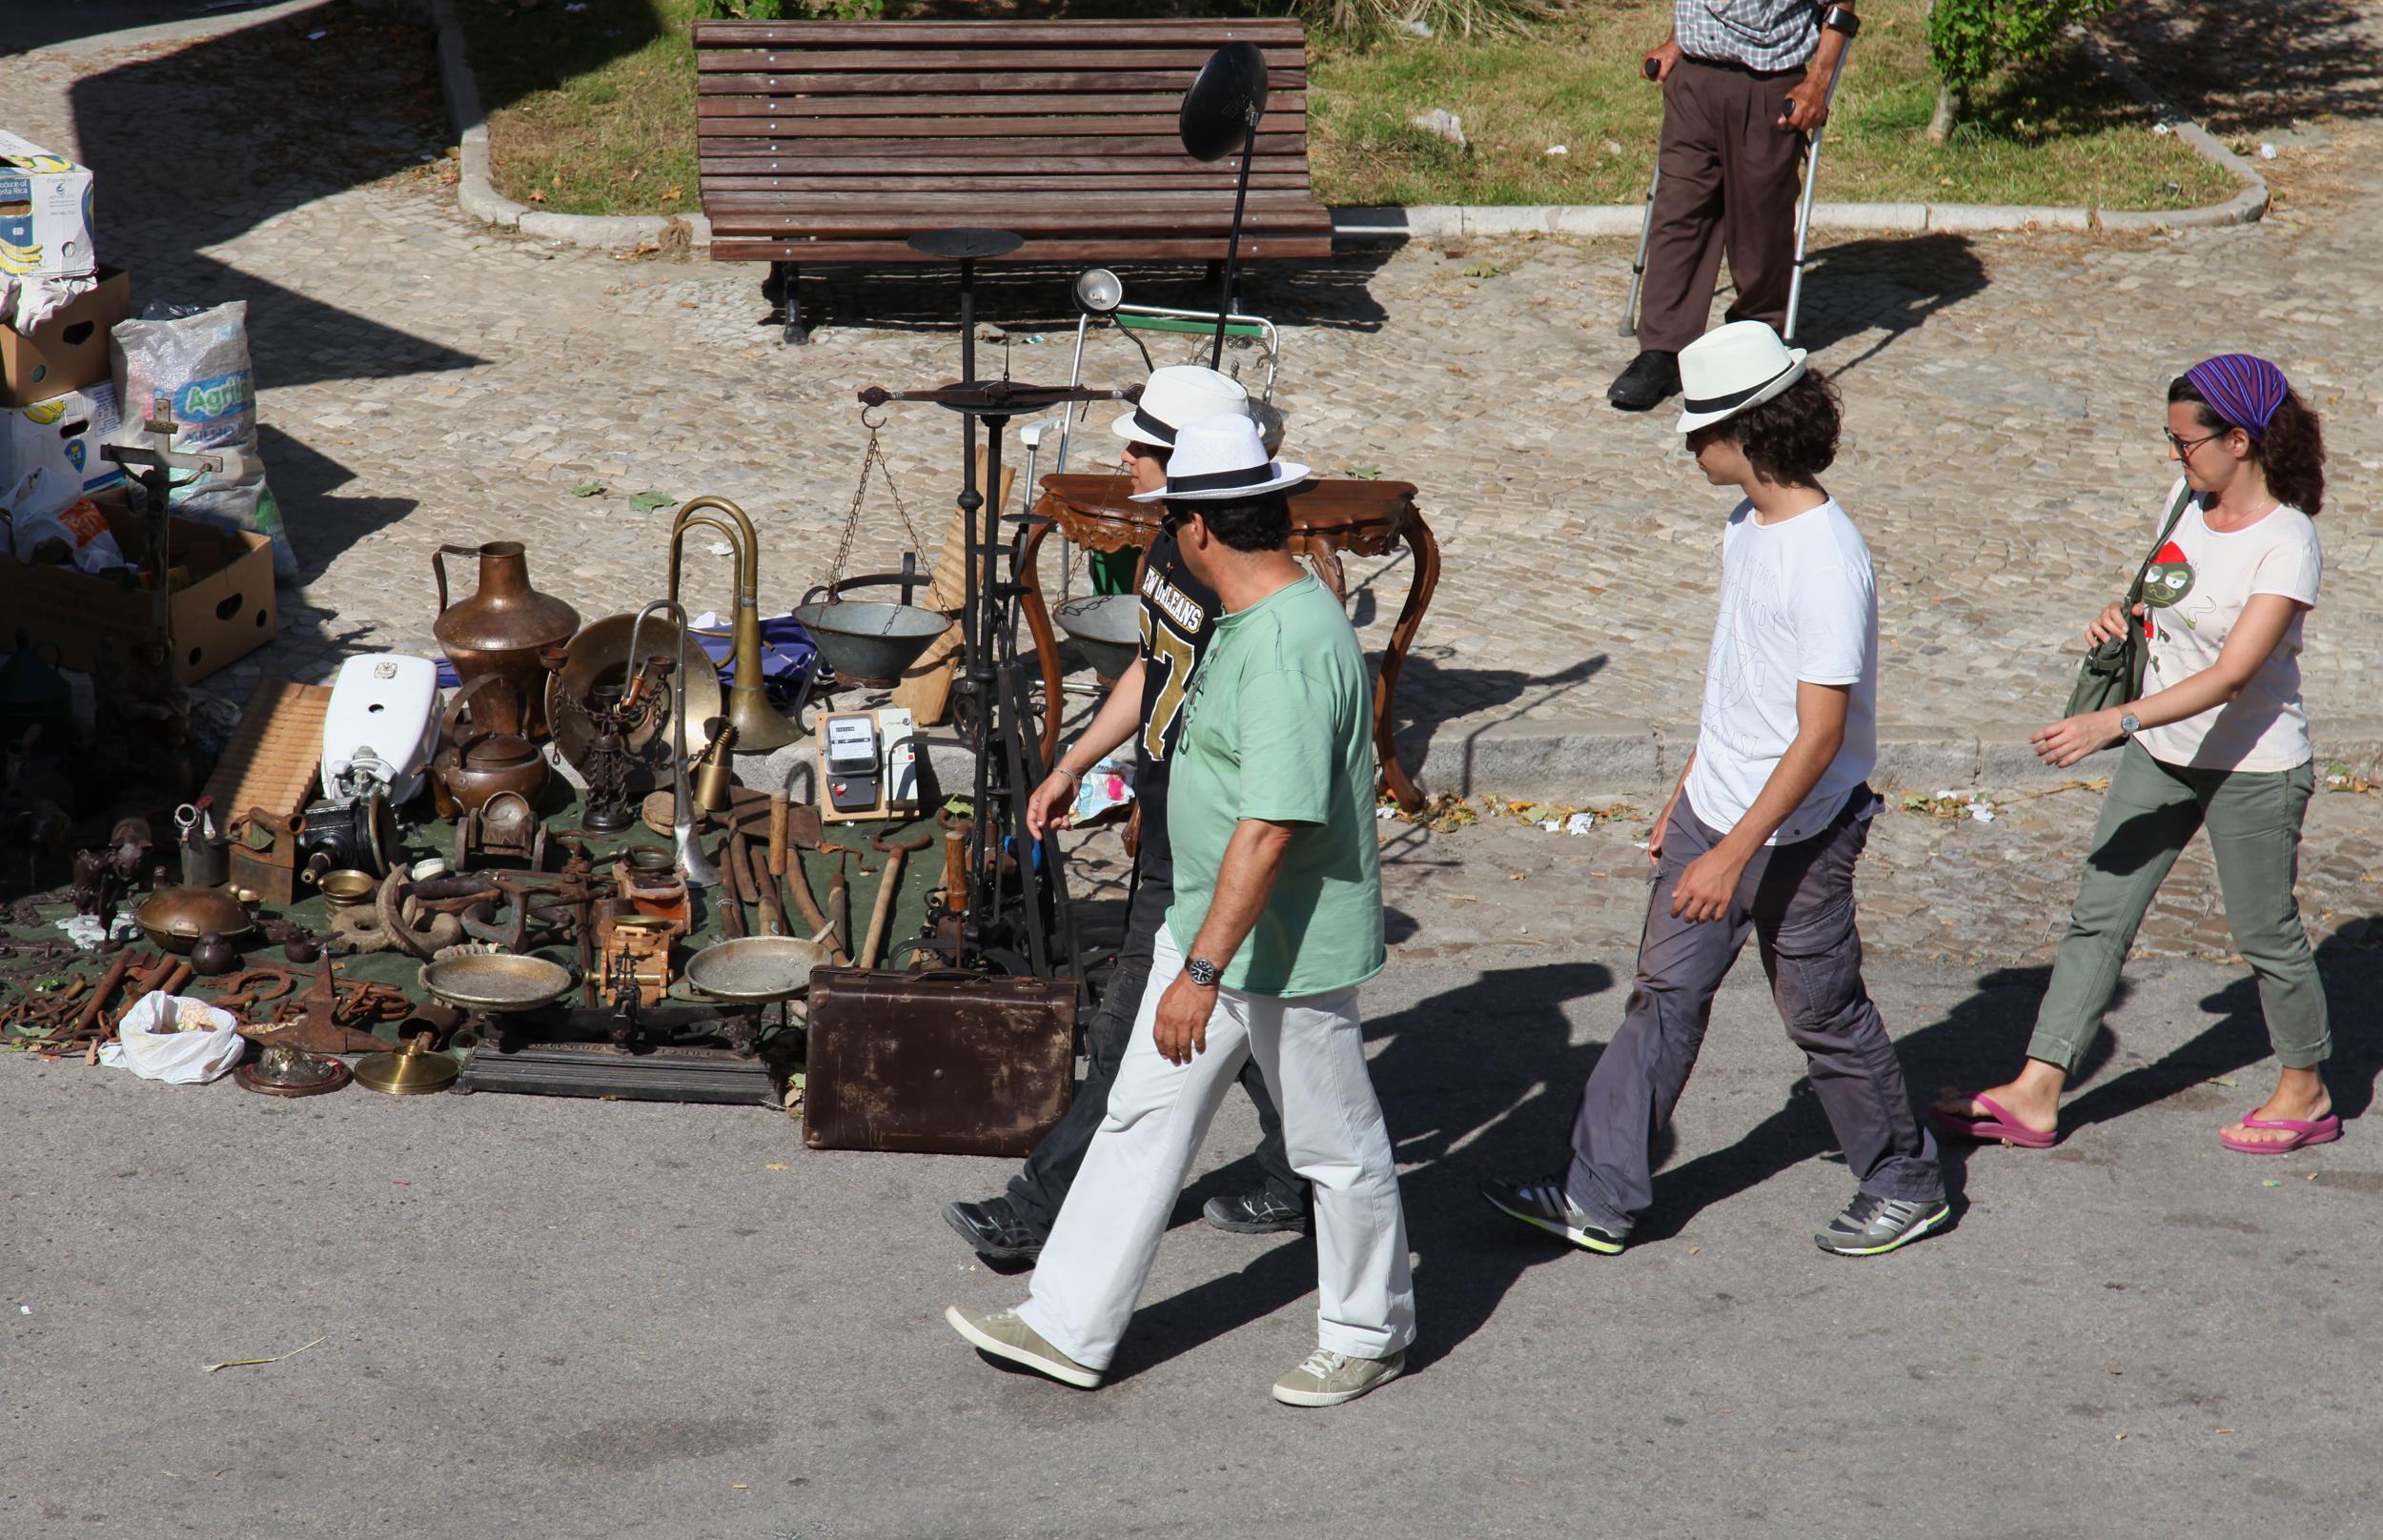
[1130,529,1218,869]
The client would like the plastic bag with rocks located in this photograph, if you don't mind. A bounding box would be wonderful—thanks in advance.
[110,299,295,578]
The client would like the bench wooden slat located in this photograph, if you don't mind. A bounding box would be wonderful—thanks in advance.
[693,20,1308,46]
[704,174,1315,194]
[698,135,1313,159]
[711,213,1333,241]
[707,192,1328,213]
[697,50,1308,73]
[714,235,1334,264]
[695,91,1306,119]
[698,111,1309,137]
[698,71,1303,94]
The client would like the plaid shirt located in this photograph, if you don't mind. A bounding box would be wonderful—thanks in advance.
[1675,0,1822,71]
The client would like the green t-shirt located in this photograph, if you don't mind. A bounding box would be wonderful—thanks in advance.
[1164,575,1385,998]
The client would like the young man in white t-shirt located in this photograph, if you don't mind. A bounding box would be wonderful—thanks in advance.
[1483,322,1946,1257]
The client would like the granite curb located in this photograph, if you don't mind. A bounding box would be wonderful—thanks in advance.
[418,1,2264,253]
[1395,718,2383,800]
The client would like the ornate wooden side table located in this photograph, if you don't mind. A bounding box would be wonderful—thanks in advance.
[1018,473,1440,812]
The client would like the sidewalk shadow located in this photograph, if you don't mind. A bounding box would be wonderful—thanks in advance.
[1789,233,1990,375]
[1388,649,1611,792]
[1106,959,1618,1382]
[2103,0,2383,135]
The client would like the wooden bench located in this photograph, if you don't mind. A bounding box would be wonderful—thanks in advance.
[690,18,1334,341]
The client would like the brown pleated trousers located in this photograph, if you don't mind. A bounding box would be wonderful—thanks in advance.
[1636,56,1810,354]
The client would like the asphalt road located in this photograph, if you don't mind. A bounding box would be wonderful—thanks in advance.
[7,947,2378,1539]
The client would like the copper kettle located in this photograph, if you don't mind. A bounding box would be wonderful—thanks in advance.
[432,541,579,740]
[432,677,550,819]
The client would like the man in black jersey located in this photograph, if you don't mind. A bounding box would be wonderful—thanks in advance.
[943,366,1305,1263]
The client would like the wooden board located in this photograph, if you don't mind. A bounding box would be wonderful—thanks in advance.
[201,680,331,824]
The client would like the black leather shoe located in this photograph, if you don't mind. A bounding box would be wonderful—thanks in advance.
[1202,1188,1309,1235]
[1607,349,1681,412]
[944,1197,1047,1262]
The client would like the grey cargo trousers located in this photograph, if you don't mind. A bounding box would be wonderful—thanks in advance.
[1566,786,1943,1235]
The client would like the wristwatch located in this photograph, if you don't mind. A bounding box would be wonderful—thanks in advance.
[1185,957,1221,988]
[2119,711,2142,737]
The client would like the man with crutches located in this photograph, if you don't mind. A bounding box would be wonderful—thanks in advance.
[1609,1,1861,413]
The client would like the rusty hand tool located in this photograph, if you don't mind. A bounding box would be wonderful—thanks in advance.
[938,807,972,919]
[859,827,933,971]
[767,790,790,878]
[784,845,837,958]
[66,951,140,1044]
[827,850,850,962]
[730,825,770,935]
[745,842,786,938]
[243,956,397,1055]
[714,835,747,941]
[203,967,298,1023]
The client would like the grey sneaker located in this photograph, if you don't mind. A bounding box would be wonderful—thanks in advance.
[1203,1188,1308,1235]
[1478,1176,1625,1254]
[1814,1193,1950,1256]
[945,1306,1102,1388]
[1272,1347,1406,1408]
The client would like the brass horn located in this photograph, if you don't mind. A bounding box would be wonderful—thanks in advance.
[666,495,801,753]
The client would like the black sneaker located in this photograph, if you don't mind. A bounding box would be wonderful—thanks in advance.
[1478,1176,1625,1254]
[1202,1189,1308,1235]
[1814,1192,1950,1256]
[1607,349,1681,412]
[944,1197,1047,1262]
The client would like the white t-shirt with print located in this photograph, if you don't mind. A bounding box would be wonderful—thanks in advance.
[2135,476,2322,773]
[1683,497,1879,844]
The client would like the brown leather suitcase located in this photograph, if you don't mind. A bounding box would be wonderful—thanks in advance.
[803,967,1077,1156]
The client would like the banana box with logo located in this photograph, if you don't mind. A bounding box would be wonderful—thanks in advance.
[0,131,98,280]
[1,382,126,518]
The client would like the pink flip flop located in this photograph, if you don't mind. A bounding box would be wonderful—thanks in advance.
[1929,1093,2059,1149]
[2219,1111,2342,1155]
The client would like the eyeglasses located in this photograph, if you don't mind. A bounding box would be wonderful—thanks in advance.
[2164,428,2223,457]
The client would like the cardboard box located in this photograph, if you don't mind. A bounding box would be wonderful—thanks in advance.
[0,132,97,279]
[0,265,128,406]
[0,499,277,683]
[1,382,125,512]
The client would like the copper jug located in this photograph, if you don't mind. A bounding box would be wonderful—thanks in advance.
[432,542,579,740]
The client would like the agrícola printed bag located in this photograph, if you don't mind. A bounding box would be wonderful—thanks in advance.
[2063,481,2197,721]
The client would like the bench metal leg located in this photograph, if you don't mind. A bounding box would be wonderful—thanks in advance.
[770,261,808,346]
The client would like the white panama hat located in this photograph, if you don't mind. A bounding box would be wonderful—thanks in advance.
[1110,364,1252,447]
[1127,412,1311,502]
[1675,320,1809,434]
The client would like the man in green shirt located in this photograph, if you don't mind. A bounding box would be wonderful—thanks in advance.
[947,415,1415,1408]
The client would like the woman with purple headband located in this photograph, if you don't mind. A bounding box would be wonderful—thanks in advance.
[1935,354,2337,1154]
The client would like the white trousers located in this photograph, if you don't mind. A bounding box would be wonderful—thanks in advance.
[1018,924,1416,1372]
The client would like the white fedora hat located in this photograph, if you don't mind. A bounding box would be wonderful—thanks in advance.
[1128,413,1311,502]
[1675,320,1808,434]
[1110,364,1251,447]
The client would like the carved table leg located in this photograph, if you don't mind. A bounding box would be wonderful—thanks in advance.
[1014,517,1067,767]
[1373,511,1440,813]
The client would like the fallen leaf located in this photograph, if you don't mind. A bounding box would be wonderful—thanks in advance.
[630,491,677,514]
[662,185,683,201]
[2216,1428,2233,1434]
[572,481,605,497]
[526,189,547,204]
[2115,1432,2129,1442]
[765,1163,788,1171]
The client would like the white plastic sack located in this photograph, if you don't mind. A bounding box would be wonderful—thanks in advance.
[8,494,125,572]
[98,992,244,1084]
[109,299,295,577]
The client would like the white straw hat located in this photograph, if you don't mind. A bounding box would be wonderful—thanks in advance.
[1675,320,1809,434]
[1110,364,1252,447]
[1127,413,1311,502]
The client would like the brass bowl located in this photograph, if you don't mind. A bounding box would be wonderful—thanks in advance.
[418,953,575,1014]
[317,869,377,909]
[135,886,255,955]
[684,935,829,1004]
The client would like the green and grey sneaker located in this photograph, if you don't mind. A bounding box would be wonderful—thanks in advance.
[1814,1193,1950,1257]
[945,1306,1102,1388]
[1478,1176,1625,1254]
[1272,1347,1406,1408]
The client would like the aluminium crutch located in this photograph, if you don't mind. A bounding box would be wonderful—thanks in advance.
[1783,6,1862,344]
[1616,55,1664,338]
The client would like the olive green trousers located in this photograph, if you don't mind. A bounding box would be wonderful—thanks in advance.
[2028,740,2330,1073]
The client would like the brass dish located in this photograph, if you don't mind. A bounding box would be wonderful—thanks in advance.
[684,934,830,1004]
[545,611,724,780]
[354,1038,460,1096]
[316,869,377,909]
[234,1044,351,1098]
[418,953,576,1014]
[135,886,256,955]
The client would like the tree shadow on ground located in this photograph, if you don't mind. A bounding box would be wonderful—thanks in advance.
[2102,0,2383,135]
[1788,233,1991,376]
[1105,959,1619,1381]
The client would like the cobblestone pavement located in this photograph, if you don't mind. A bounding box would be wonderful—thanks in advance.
[9,4,2383,981]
